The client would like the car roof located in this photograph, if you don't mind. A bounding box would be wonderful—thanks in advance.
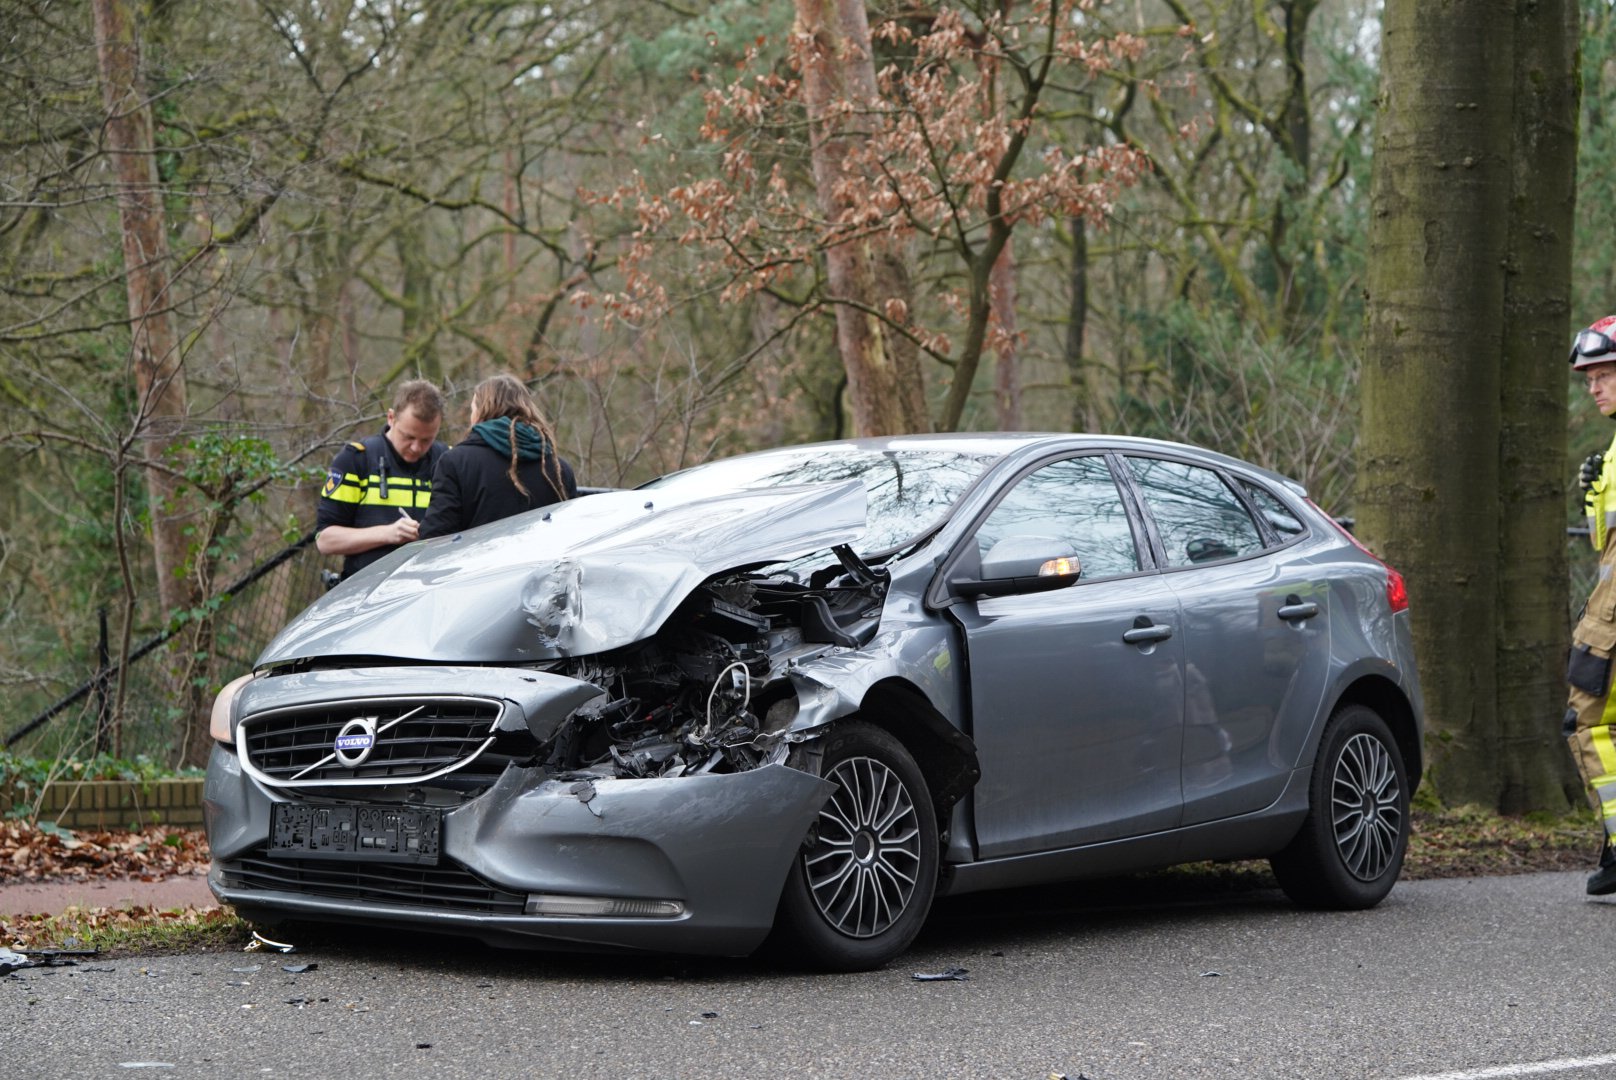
[689,433,1307,497]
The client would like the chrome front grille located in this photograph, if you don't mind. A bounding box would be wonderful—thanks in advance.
[239,696,504,788]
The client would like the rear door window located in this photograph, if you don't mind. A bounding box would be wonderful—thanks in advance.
[1125,457,1264,568]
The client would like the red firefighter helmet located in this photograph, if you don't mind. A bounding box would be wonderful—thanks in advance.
[1570,315,1616,369]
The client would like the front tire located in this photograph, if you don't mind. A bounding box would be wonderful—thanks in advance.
[769,722,939,971]
[1271,703,1409,909]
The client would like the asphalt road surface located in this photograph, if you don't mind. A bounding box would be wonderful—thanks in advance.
[2,870,1613,1080]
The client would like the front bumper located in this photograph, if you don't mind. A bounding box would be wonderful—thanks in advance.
[204,745,833,956]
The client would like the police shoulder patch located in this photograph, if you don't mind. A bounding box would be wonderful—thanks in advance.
[321,471,342,498]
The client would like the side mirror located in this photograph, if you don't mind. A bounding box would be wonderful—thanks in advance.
[952,536,1082,599]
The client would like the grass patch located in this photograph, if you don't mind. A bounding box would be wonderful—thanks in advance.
[2,904,249,957]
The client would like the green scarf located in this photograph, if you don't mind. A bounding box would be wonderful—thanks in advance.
[472,418,550,463]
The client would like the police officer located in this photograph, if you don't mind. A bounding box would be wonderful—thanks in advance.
[315,379,448,580]
[1567,315,1616,896]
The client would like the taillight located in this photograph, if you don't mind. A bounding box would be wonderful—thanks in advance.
[1311,500,1410,614]
[1383,565,1409,613]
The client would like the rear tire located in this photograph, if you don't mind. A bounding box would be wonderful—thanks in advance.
[769,721,939,972]
[1271,704,1409,909]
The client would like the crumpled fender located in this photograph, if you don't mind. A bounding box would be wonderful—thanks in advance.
[781,622,963,736]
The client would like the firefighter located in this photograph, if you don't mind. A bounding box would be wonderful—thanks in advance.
[315,379,448,580]
[1567,315,1616,896]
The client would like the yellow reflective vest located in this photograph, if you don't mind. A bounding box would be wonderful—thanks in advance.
[1588,430,1616,553]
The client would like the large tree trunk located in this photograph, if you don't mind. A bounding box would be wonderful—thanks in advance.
[1360,0,1509,805]
[1497,0,1581,811]
[92,0,196,622]
[793,0,928,436]
[1361,0,1578,811]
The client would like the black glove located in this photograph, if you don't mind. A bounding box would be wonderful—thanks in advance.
[1582,451,1605,492]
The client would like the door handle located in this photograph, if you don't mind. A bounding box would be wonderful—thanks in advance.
[1122,615,1173,645]
[1277,594,1319,622]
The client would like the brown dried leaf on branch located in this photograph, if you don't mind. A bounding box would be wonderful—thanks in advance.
[580,1,1151,435]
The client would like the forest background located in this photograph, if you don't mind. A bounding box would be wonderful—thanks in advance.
[0,0,1605,814]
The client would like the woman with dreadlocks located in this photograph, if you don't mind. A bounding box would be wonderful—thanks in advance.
[421,374,577,538]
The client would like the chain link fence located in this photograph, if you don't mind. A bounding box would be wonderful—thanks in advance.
[5,532,325,763]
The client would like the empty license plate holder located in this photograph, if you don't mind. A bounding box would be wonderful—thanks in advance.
[269,803,441,865]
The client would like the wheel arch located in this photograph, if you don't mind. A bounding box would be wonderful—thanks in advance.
[1331,674,1423,788]
[854,677,981,817]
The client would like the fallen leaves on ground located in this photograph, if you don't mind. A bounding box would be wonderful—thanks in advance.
[0,823,209,884]
[1404,806,1597,879]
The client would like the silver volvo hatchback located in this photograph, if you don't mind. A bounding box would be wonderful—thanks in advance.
[205,434,1424,970]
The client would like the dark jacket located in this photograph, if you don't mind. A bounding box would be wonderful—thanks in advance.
[420,424,577,538]
[317,431,447,578]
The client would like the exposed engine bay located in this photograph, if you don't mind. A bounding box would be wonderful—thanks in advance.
[541,546,888,780]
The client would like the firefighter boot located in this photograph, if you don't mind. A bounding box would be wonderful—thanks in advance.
[1589,842,1616,896]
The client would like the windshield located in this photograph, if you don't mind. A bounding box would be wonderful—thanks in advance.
[643,445,1001,553]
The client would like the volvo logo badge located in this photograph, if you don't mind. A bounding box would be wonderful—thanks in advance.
[334,717,379,768]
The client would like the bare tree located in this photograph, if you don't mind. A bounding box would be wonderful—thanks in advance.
[91,0,197,623]
[591,0,1147,434]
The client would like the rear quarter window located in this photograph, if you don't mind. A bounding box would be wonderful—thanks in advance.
[1237,478,1309,546]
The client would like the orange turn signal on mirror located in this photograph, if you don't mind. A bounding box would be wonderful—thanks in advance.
[1039,557,1080,577]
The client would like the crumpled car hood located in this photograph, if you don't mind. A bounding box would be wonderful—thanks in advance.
[258,481,866,666]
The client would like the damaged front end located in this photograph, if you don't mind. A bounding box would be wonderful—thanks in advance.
[542,546,888,779]
[206,543,894,955]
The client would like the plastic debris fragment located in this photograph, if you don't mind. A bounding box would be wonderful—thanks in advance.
[0,946,93,975]
[245,930,295,953]
[911,966,969,981]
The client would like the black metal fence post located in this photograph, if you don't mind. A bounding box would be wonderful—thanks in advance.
[93,606,111,756]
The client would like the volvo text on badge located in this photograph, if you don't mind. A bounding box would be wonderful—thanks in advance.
[334,716,379,768]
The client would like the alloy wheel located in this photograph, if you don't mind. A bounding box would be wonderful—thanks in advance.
[1331,731,1404,882]
[804,755,923,938]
